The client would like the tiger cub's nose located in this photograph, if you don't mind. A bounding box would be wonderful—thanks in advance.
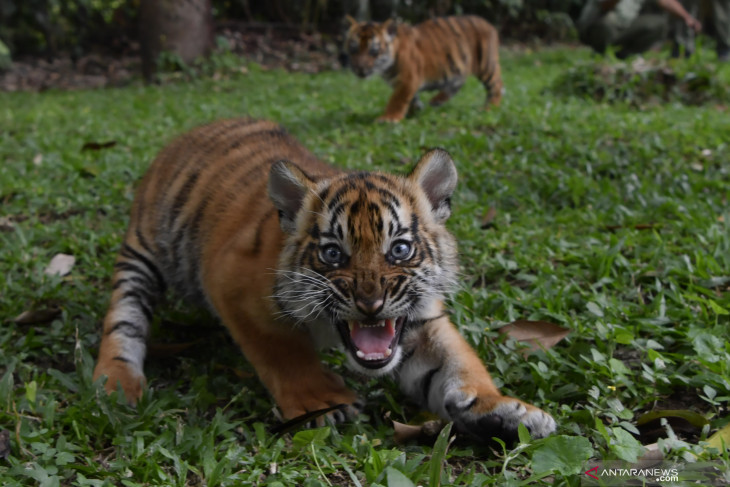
[355,297,384,317]
[355,280,385,317]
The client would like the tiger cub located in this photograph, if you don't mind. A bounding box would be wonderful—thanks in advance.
[344,15,503,122]
[93,118,555,442]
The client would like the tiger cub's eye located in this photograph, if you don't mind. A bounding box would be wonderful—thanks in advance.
[321,244,344,265]
[390,240,412,260]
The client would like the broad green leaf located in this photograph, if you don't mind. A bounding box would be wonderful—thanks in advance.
[0,369,14,409]
[292,427,331,451]
[517,422,531,444]
[386,467,416,487]
[26,380,37,404]
[532,435,593,475]
[428,422,453,487]
[587,302,604,317]
[610,427,644,463]
[707,423,730,451]
[707,299,729,316]
[636,410,709,428]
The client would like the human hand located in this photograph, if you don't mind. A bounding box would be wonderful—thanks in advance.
[685,15,702,33]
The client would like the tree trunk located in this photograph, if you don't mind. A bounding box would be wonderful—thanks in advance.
[140,0,213,82]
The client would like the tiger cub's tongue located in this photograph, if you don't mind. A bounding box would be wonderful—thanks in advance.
[350,319,395,355]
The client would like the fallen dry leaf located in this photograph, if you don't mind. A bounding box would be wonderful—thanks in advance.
[636,409,709,428]
[707,422,730,451]
[480,207,498,229]
[636,409,707,443]
[44,253,75,277]
[637,442,664,464]
[12,307,62,325]
[498,320,570,356]
[32,153,43,166]
[81,140,117,151]
[392,419,445,444]
[0,216,14,232]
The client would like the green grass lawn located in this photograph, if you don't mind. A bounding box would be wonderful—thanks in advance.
[1,45,729,486]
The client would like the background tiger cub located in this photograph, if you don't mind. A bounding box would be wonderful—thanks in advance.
[344,15,503,122]
[93,118,555,442]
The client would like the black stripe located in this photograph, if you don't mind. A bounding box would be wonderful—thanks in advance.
[446,53,458,76]
[329,203,346,229]
[119,289,154,321]
[134,229,156,258]
[389,274,408,297]
[120,244,165,292]
[400,348,415,363]
[475,39,484,73]
[113,261,156,288]
[385,202,401,228]
[170,169,201,225]
[327,185,352,211]
[460,396,478,412]
[447,18,470,65]
[112,356,131,363]
[391,285,410,305]
[183,146,274,268]
[422,366,442,405]
[107,320,145,340]
[252,208,277,254]
[167,119,252,182]
[376,187,399,204]
[112,275,153,291]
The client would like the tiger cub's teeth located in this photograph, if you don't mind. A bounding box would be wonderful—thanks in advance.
[355,348,393,360]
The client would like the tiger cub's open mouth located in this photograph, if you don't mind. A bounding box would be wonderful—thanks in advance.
[337,317,406,369]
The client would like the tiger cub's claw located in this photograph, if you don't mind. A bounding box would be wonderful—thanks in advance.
[446,392,556,444]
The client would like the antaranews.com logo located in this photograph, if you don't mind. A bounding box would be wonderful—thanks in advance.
[581,460,729,486]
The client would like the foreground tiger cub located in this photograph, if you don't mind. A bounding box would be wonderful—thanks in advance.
[93,118,555,442]
[344,15,503,122]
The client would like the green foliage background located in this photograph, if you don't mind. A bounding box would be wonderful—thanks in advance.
[0,46,729,485]
[0,0,581,58]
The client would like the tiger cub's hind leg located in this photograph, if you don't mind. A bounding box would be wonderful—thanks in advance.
[429,81,464,107]
[407,94,424,116]
[399,316,556,443]
[93,241,165,403]
[478,40,503,109]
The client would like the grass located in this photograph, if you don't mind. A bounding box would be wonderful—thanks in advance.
[1,44,729,486]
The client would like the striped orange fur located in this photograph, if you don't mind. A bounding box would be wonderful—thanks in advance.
[93,118,555,441]
[344,15,503,122]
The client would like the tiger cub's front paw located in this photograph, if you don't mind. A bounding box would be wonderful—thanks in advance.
[445,391,556,444]
[274,370,362,427]
[93,359,145,405]
[376,113,404,123]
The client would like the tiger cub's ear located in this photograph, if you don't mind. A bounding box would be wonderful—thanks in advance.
[409,149,458,223]
[268,160,317,233]
[382,18,397,37]
[345,14,358,27]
